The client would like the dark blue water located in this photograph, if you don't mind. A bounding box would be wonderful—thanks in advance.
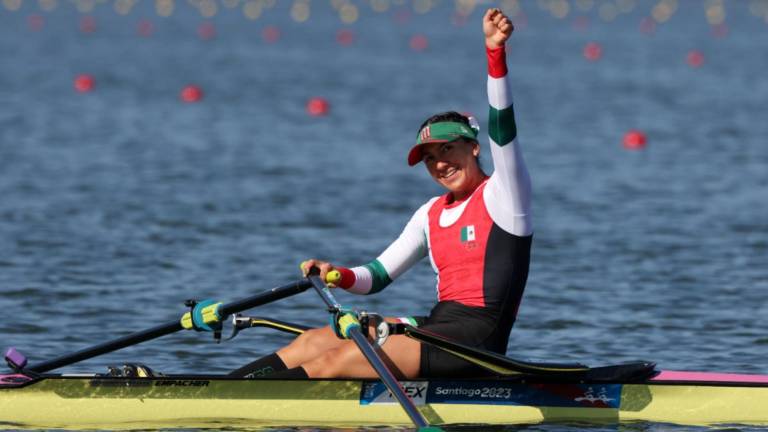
[1,1,767,431]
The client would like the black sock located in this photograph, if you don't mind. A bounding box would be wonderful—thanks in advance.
[268,366,309,379]
[228,353,287,378]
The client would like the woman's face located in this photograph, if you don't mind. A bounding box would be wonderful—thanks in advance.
[421,139,483,199]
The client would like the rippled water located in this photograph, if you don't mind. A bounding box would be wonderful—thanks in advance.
[1,2,767,431]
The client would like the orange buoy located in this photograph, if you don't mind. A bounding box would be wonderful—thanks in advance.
[583,42,602,61]
[622,130,647,150]
[686,50,705,68]
[180,85,204,103]
[262,26,280,43]
[74,74,95,93]
[27,14,45,32]
[137,19,154,37]
[80,15,96,34]
[306,97,329,117]
[336,29,355,46]
[410,34,428,52]
[198,22,216,40]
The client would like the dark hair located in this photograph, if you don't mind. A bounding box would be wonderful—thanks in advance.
[418,111,472,133]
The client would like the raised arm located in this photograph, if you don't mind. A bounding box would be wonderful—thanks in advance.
[483,9,533,237]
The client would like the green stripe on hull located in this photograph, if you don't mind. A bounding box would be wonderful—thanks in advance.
[363,259,392,294]
[488,105,517,147]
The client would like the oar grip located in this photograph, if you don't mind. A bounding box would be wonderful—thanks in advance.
[301,262,342,286]
[326,270,342,286]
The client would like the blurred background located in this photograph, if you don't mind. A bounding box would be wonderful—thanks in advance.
[0,0,767,384]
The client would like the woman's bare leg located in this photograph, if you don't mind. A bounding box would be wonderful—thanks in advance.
[276,316,415,369]
[276,326,347,368]
[300,334,421,379]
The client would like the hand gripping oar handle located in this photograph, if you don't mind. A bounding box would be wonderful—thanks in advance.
[326,269,342,286]
[307,273,436,430]
[299,261,343,287]
[27,279,312,373]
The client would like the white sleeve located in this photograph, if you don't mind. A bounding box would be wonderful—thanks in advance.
[484,69,533,237]
[346,198,436,295]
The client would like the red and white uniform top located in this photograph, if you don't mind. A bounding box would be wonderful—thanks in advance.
[334,46,531,315]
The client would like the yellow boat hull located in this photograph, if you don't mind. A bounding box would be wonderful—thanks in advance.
[1,375,767,429]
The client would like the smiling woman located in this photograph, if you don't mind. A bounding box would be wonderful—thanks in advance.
[410,114,485,201]
[229,8,533,381]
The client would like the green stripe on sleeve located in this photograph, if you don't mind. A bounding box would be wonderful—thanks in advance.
[488,104,517,147]
[363,259,392,294]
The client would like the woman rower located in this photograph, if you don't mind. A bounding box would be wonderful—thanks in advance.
[231,8,530,379]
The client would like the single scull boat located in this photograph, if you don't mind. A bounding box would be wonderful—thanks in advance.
[1,277,766,429]
[1,367,767,429]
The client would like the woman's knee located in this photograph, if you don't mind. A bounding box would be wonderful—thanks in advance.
[304,347,342,378]
[306,343,368,378]
[305,337,421,379]
[292,326,337,352]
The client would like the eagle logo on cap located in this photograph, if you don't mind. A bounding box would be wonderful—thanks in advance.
[420,126,431,141]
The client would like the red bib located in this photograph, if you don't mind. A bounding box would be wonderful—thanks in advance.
[427,181,492,307]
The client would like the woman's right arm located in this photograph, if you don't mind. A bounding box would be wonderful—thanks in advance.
[307,199,434,295]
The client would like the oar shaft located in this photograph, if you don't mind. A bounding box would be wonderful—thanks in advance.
[29,279,312,373]
[307,275,429,429]
[219,280,312,316]
[29,322,181,373]
[310,276,342,310]
[348,328,428,428]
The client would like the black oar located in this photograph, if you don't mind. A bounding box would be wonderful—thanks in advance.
[307,274,438,431]
[28,279,312,373]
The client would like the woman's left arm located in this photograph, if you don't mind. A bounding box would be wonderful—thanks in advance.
[483,8,533,237]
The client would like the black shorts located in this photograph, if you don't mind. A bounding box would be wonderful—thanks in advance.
[412,301,513,378]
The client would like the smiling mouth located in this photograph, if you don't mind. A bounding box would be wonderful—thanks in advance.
[440,168,458,180]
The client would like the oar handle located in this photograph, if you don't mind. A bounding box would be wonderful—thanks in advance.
[326,270,342,285]
[300,261,342,286]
